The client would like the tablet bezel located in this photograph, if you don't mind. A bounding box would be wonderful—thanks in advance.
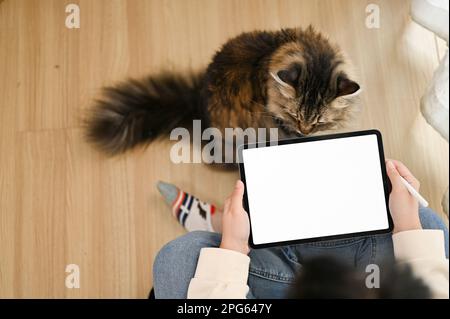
[238,129,394,249]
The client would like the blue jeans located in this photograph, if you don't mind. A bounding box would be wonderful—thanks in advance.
[153,206,449,298]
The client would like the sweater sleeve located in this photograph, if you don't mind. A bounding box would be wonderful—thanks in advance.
[393,229,449,299]
[187,247,250,299]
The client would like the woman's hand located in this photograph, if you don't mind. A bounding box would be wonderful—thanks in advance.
[219,180,250,255]
[386,159,422,234]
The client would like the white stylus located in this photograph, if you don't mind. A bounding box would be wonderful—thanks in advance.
[399,176,429,207]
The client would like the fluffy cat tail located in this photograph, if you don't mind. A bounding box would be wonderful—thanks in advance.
[84,72,207,155]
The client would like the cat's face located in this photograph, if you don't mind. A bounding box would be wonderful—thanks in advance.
[267,31,360,136]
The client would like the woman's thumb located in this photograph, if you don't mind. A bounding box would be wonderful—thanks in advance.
[231,180,245,208]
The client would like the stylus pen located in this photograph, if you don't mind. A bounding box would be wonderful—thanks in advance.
[399,176,429,207]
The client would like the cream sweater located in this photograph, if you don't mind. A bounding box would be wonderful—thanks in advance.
[187,230,449,299]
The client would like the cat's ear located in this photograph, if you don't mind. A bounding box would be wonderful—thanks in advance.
[273,64,301,87]
[336,76,360,97]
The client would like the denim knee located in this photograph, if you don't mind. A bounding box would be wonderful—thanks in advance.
[153,231,222,298]
[419,206,448,230]
[153,231,221,278]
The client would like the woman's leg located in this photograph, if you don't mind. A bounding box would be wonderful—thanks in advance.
[153,231,221,298]
[246,246,300,298]
[155,183,302,298]
[153,230,302,299]
[289,236,387,271]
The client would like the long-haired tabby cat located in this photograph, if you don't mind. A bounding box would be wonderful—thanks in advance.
[85,26,360,160]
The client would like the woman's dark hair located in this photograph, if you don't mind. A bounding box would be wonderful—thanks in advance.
[289,256,431,299]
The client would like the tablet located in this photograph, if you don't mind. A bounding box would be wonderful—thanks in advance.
[238,129,393,249]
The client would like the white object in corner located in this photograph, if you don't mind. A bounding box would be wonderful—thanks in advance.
[411,0,449,42]
[411,0,449,215]
[421,50,449,142]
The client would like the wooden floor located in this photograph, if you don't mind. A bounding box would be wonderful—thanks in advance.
[0,0,448,298]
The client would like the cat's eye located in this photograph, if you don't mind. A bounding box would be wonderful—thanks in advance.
[317,118,327,124]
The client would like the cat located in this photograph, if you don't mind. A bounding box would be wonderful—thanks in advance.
[85,26,360,160]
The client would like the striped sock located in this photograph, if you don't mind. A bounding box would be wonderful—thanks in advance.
[157,181,216,232]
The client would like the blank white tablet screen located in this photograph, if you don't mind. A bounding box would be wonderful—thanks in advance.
[242,134,389,245]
